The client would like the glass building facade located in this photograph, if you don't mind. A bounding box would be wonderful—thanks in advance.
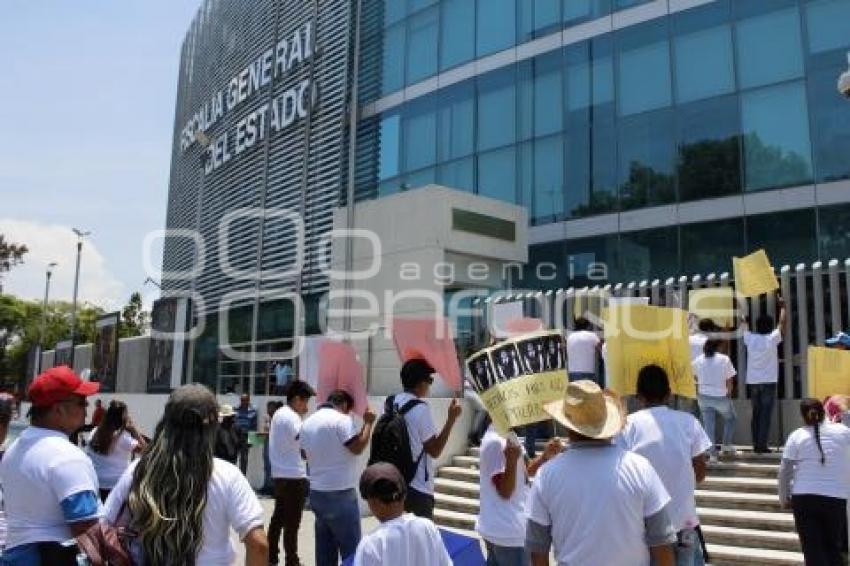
[355,0,850,287]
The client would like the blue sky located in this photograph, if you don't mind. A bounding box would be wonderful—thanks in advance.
[0,1,202,310]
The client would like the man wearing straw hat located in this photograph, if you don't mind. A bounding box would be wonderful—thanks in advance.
[525,380,676,566]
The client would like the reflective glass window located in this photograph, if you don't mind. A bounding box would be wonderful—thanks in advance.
[564,126,590,217]
[617,22,671,116]
[680,218,745,275]
[741,82,813,191]
[440,0,475,71]
[617,109,676,210]
[735,7,803,90]
[564,235,621,285]
[477,0,517,56]
[592,116,618,214]
[523,242,570,290]
[409,0,437,13]
[532,0,562,38]
[406,7,438,84]
[382,23,405,95]
[534,52,564,137]
[808,64,850,183]
[438,157,475,192]
[518,62,534,142]
[619,226,679,282]
[614,0,652,9]
[534,135,565,222]
[404,167,436,189]
[746,209,817,269]
[564,39,614,115]
[477,69,517,151]
[437,83,475,161]
[478,145,517,203]
[402,101,437,171]
[677,95,741,201]
[518,142,534,210]
[563,0,611,26]
[672,25,734,103]
[819,203,850,260]
[379,114,401,181]
[384,0,406,26]
[805,0,850,54]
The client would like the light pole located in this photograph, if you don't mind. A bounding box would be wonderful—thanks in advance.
[69,228,91,348]
[36,262,58,375]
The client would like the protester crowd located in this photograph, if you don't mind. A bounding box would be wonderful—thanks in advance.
[0,305,848,566]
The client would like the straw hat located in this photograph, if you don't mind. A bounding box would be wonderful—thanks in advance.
[544,380,625,440]
[218,404,236,419]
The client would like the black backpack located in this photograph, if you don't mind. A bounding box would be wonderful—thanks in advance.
[368,395,425,484]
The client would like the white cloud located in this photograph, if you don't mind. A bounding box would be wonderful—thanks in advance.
[0,218,126,311]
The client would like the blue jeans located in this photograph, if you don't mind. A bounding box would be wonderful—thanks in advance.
[262,440,272,492]
[749,383,776,452]
[309,488,362,566]
[649,528,704,566]
[485,541,529,566]
[698,395,736,451]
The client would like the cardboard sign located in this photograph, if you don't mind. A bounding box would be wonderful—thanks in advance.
[491,301,525,338]
[392,317,462,390]
[807,346,850,399]
[466,330,567,433]
[688,287,736,328]
[604,304,695,398]
[733,249,779,298]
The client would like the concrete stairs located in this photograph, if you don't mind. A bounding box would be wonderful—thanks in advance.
[432,444,804,565]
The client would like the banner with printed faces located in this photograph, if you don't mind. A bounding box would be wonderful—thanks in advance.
[92,312,120,392]
[465,330,567,433]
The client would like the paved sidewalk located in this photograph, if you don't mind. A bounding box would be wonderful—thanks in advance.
[234,496,381,564]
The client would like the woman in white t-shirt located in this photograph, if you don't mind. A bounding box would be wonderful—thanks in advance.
[86,401,146,501]
[779,399,850,566]
[692,339,737,461]
[103,385,268,566]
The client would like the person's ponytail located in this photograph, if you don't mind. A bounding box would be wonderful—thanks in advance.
[800,398,826,465]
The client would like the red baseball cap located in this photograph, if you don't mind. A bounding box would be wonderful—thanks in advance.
[28,366,100,408]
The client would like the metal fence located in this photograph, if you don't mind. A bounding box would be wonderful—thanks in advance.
[473,258,850,402]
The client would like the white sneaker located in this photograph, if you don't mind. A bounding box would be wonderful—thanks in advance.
[720,445,737,456]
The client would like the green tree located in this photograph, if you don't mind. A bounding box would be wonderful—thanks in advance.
[0,235,28,289]
[120,292,149,338]
[0,294,103,387]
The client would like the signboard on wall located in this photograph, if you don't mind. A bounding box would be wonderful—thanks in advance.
[92,312,120,392]
[54,340,74,369]
[147,298,189,393]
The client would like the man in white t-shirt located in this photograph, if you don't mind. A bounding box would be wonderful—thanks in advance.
[742,298,786,453]
[566,318,601,383]
[618,365,712,566]
[476,426,561,566]
[354,462,451,566]
[392,359,461,519]
[301,390,376,566]
[0,366,101,564]
[525,380,676,566]
[268,380,315,566]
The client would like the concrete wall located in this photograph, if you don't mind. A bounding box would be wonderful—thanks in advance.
[329,185,528,397]
[42,336,150,394]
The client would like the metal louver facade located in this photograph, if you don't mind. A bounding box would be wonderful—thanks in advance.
[162,0,354,314]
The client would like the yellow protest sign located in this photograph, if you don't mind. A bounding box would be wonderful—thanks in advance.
[480,371,568,434]
[604,304,695,398]
[688,287,736,328]
[733,249,779,298]
[807,346,850,399]
[466,330,568,433]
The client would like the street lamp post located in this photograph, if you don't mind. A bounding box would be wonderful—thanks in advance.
[36,262,58,375]
[69,228,91,348]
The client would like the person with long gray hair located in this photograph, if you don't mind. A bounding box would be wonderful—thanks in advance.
[103,384,268,565]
